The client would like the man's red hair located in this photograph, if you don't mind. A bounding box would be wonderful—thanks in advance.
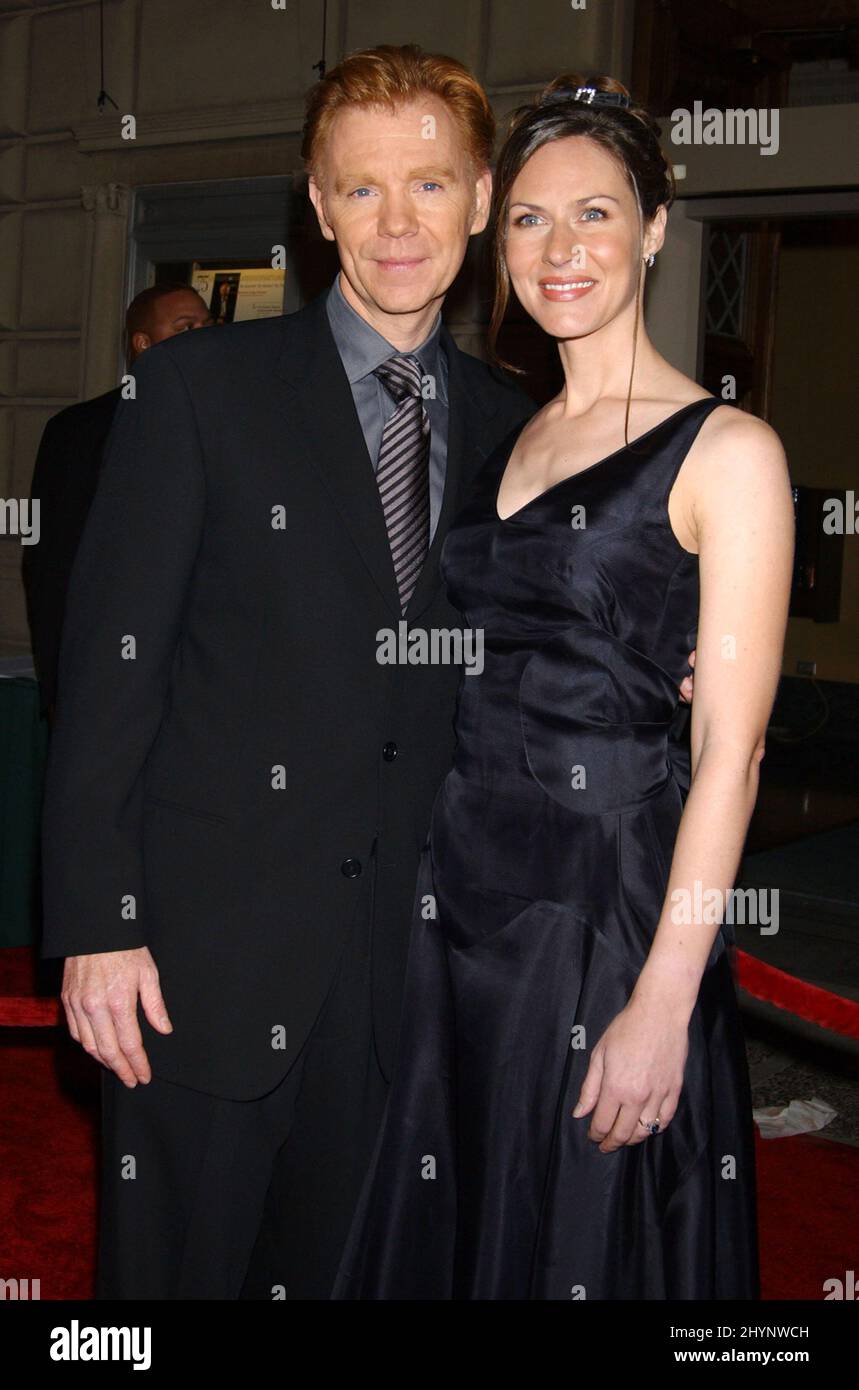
[302,44,495,178]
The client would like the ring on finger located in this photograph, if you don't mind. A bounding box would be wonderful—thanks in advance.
[638,1115,661,1136]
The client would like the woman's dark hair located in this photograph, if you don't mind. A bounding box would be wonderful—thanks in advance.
[488,73,675,371]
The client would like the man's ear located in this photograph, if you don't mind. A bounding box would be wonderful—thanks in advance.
[130,331,150,360]
[469,168,493,237]
[308,175,336,243]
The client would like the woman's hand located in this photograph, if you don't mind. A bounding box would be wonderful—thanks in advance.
[679,648,695,704]
[571,995,689,1153]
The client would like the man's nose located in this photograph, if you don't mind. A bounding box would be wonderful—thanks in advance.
[377,195,419,238]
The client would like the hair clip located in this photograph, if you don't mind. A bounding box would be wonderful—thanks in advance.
[537,85,634,116]
[573,86,632,109]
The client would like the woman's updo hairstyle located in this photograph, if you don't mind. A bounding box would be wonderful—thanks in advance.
[488,73,675,366]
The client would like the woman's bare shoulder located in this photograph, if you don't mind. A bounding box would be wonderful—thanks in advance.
[694,403,787,474]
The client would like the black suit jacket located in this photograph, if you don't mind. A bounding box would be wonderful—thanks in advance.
[41,293,535,1099]
[23,388,122,715]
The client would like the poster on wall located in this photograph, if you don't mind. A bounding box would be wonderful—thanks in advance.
[191,266,285,323]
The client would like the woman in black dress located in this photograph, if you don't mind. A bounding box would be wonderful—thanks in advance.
[334,75,794,1300]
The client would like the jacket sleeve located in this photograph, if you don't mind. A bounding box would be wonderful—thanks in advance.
[40,346,205,958]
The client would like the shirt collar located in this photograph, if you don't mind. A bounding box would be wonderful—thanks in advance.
[326,273,446,400]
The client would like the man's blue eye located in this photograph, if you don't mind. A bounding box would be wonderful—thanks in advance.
[420,182,441,192]
[351,187,373,197]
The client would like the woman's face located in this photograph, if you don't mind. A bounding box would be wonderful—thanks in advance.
[504,135,662,342]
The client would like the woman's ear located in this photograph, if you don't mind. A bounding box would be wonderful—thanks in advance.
[643,205,668,261]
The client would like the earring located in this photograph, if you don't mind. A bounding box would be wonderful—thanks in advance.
[645,253,656,268]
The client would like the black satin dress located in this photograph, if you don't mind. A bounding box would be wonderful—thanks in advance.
[334,397,760,1300]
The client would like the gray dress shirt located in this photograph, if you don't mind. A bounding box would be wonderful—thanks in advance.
[325,274,449,543]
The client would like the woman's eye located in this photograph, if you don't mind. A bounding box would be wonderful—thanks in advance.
[581,207,607,221]
[513,214,542,227]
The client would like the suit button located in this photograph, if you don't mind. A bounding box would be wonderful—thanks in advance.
[340,857,362,878]
[382,741,398,761]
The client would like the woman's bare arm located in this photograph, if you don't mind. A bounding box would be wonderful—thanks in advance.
[576,409,794,1151]
[634,410,795,1016]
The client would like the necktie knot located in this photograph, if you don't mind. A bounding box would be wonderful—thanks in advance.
[374,354,424,404]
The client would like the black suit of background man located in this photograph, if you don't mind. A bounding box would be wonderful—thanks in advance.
[22,284,212,718]
[23,388,120,715]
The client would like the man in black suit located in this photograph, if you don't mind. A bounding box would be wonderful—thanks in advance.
[41,44,535,1301]
[23,284,212,719]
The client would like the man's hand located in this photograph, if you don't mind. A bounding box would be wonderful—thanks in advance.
[61,946,172,1087]
[679,648,696,705]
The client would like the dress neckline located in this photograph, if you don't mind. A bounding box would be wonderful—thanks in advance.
[494,397,716,523]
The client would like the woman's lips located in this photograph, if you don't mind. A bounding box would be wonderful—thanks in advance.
[538,278,597,301]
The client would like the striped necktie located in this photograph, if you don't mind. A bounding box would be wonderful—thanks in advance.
[373,354,431,613]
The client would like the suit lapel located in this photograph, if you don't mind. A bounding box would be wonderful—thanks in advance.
[274,300,498,624]
[275,295,401,616]
[405,326,497,621]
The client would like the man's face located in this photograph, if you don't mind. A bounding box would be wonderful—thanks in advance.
[132,289,213,358]
[308,96,491,328]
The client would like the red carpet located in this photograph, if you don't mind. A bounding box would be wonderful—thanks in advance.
[1,1026,856,1300]
[0,946,61,1026]
[756,1130,858,1299]
[0,1033,98,1299]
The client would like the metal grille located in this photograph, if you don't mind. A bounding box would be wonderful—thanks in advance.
[705,229,748,337]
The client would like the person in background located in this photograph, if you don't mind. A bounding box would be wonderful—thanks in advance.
[22,284,213,720]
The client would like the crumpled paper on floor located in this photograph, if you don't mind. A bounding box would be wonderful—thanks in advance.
[753,1096,837,1139]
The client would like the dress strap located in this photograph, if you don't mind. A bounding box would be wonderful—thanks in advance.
[657,396,726,510]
